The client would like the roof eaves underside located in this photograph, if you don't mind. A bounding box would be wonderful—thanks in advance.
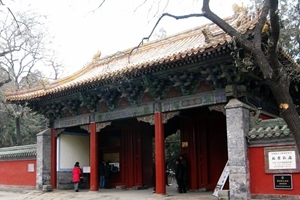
[5,12,257,102]
[8,44,231,102]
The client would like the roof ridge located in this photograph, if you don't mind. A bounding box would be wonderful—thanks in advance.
[0,144,37,152]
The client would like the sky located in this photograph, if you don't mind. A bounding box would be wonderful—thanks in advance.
[7,0,249,77]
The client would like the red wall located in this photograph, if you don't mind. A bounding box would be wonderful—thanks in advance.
[249,146,300,197]
[0,159,36,186]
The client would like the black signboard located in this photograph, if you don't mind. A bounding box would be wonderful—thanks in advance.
[274,174,292,190]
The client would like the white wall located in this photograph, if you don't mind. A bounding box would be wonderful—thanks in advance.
[57,133,90,170]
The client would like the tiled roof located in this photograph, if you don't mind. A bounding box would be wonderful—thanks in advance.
[5,11,257,102]
[0,144,37,159]
[247,118,292,140]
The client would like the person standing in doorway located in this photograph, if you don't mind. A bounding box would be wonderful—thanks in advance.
[152,160,156,193]
[72,162,82,192]
[180,154,189,190]
[99,160,106,188]
[104,161,111,188]
[175,158,186,193]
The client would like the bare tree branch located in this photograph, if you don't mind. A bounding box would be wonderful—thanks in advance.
[0,0,21,29]
[202,0,275,79]
[202,0,252,49]
[252,0,269,50]
[91,0,106,13]
[269,0,280,49]
[131,13,204,56]
[134,0,149,13]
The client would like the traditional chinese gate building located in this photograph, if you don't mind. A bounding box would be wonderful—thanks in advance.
[5,10,300,199]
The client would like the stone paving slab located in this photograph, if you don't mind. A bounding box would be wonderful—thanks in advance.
[0,187,218,200]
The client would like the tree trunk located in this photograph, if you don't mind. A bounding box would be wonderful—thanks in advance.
[268,81,300,154]
[15,116,21,145]
[201,0,300,155]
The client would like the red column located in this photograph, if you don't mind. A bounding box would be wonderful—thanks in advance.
[51,128,57,189]
[155,112,166,194]
[90,122,99,191]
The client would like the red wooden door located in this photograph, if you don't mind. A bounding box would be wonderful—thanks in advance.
[180,109,228,190]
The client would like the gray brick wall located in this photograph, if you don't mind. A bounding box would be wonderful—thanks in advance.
[36,129,51,190]
[225,99,251,200]
[57,171,73,190]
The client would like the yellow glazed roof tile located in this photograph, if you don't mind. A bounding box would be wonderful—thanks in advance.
[6,11,257,102]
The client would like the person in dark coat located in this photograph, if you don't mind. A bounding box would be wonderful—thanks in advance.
[152,161,156,193]
[104,161,111,188]
[175,158,186,193]
[180,154,189,190]
[99,160,106,188]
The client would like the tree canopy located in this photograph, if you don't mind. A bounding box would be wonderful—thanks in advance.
[0,6,62,147]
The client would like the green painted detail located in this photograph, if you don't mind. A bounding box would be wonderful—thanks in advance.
[142,75,150,86]
[54,114,90,129]
[169,71,201,96]
[53,90,227,125]
[61,99,81,116]
[249,110,262,127]
[98,89,121,110]
[95,104,153,122]
[247,117,293,141]
[79,92,100,112]
[38,102,63,119]
[119,84,144,106]
[161,90,227,112]
[143,75,171,100]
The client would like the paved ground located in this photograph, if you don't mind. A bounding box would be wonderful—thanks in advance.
[0,186,217,200]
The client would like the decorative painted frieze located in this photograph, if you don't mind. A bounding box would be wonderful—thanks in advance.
[96,122,111,132]
[54,114,90,129]
[79,92,101,112]
[161,90,227,112]
[98,89,121,110]
[79,122,111,132]
[94,104,153,122]
[39,102,64,119]
[53,90,227,127]
[118,84,144,106]
[61,99,81,116]
[142,75,171,100]
[168,71,201,95]
[136,111,180,125]
[137,115,155,125]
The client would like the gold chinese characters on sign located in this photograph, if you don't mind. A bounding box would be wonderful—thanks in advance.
[182,142,188,147]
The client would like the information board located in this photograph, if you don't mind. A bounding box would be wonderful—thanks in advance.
[274,174,292,190]
[213,161,229,197]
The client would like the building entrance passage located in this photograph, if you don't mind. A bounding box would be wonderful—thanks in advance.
[97,119,152,188]
[99,129,121,188]
[179,107,228,191]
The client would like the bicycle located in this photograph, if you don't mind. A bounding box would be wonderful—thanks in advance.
[167,169,177,187]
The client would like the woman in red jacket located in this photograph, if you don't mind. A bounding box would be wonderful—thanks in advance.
[72,162,82,192]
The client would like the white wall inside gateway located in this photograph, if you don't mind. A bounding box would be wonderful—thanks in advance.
[58,133,90,170]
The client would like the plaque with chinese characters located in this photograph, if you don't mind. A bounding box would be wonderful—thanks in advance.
[264,146,300,173]
[274,174,292,190]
